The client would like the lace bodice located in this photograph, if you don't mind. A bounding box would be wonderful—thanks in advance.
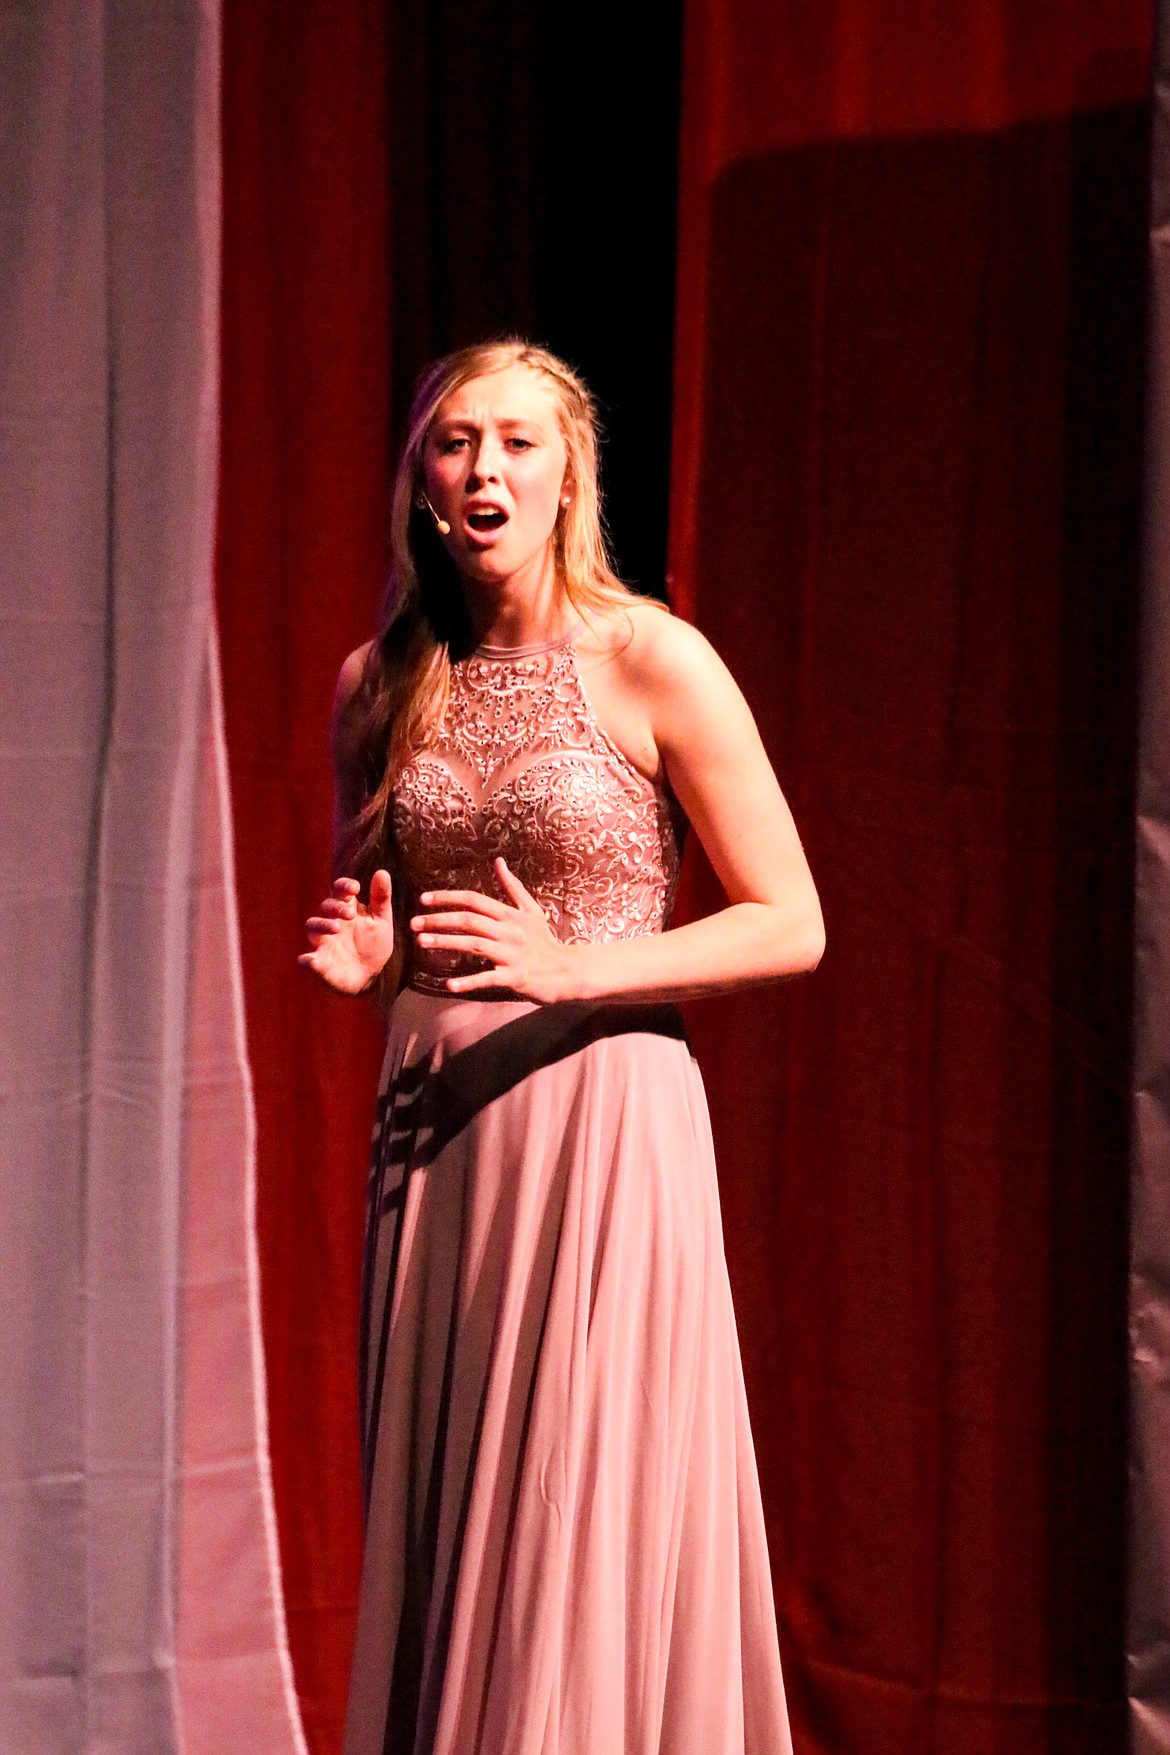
[391,629,682,994]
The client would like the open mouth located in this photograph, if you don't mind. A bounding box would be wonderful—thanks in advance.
[466,508,508,533]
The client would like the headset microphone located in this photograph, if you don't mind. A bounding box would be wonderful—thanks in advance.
[416,494,451,536]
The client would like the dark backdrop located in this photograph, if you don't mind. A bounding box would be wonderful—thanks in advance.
[382,0,682,595]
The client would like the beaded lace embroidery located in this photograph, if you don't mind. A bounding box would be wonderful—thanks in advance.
[392,636,681,993]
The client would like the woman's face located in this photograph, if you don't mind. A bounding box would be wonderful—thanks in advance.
[421,366,569,589]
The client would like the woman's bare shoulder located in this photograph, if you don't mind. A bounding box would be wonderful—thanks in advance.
[580,599,723,695]
[330,640,374,768]
[334,640,374,715]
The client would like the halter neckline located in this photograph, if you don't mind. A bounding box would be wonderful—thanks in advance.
[471,622,582,660]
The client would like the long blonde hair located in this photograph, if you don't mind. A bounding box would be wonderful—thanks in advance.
[344,339,660,885]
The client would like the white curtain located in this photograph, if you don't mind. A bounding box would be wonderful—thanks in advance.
[0,2,305,1749]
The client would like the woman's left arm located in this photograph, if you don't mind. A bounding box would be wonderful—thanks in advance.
[412,615,825,1004]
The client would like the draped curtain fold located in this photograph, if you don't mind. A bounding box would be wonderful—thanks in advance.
[1129,3,1170,1746]
[671,2,1151,1749]
[0,3,304,1749]
[216,5,392,1746]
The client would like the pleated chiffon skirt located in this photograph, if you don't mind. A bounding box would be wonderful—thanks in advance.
[343,986,793,1755]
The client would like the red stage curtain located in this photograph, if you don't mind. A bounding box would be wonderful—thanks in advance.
[671,2,1150,1749]
[217,6,390,1749]
[1128,4,1170,1744]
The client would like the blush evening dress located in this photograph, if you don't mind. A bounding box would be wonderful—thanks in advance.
[343,627,793,1755]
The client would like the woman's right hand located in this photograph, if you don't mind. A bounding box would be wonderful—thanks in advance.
[298,869,395,994]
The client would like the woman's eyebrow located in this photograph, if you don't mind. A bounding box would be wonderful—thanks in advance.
[430,413,547,436]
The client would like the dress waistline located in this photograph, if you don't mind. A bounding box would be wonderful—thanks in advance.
[407,969,522,1003]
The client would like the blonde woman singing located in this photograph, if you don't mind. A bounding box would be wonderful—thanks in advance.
[301,340,823,1755]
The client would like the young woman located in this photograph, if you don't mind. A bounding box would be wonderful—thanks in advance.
[301,339,824,1755]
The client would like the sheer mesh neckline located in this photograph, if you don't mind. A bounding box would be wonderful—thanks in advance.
[471,619,584,660]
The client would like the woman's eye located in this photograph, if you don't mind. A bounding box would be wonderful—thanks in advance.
[506,438,534,451]
[439,438,467,455]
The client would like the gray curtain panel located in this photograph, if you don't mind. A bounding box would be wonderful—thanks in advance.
[0,3,304,1750]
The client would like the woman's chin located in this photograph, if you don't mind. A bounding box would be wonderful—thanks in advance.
[456,539,552,588]
[456,550,512,587]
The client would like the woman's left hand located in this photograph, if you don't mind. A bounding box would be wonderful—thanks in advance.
[410,857,573,1003]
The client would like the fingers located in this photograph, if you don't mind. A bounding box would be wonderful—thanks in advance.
[369,868,393,917]
[447,966,512,993]
[413,908,504,934]
[306,875,364,934]
[418,933,499,957]
[417,889,510,920]
[412,909,523,960]
[305,916,343,940]
[309,880,358,931]
[407,871,548,989]
[319,895,356,920]
[493,856,535,908]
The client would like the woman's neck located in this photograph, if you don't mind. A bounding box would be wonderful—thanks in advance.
[461,551,574,652]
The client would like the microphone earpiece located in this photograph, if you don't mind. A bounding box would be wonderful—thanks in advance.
[415,493,451,537]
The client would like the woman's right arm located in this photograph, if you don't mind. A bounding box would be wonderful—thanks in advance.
[329,641,374,876]
[298,643,398,997]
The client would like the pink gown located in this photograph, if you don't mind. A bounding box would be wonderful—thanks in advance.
[343,627,793,1755]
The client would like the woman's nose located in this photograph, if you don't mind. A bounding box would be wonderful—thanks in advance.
[467,436,503,485]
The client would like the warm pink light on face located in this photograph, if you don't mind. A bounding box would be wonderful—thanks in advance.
[422,367,569,590]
